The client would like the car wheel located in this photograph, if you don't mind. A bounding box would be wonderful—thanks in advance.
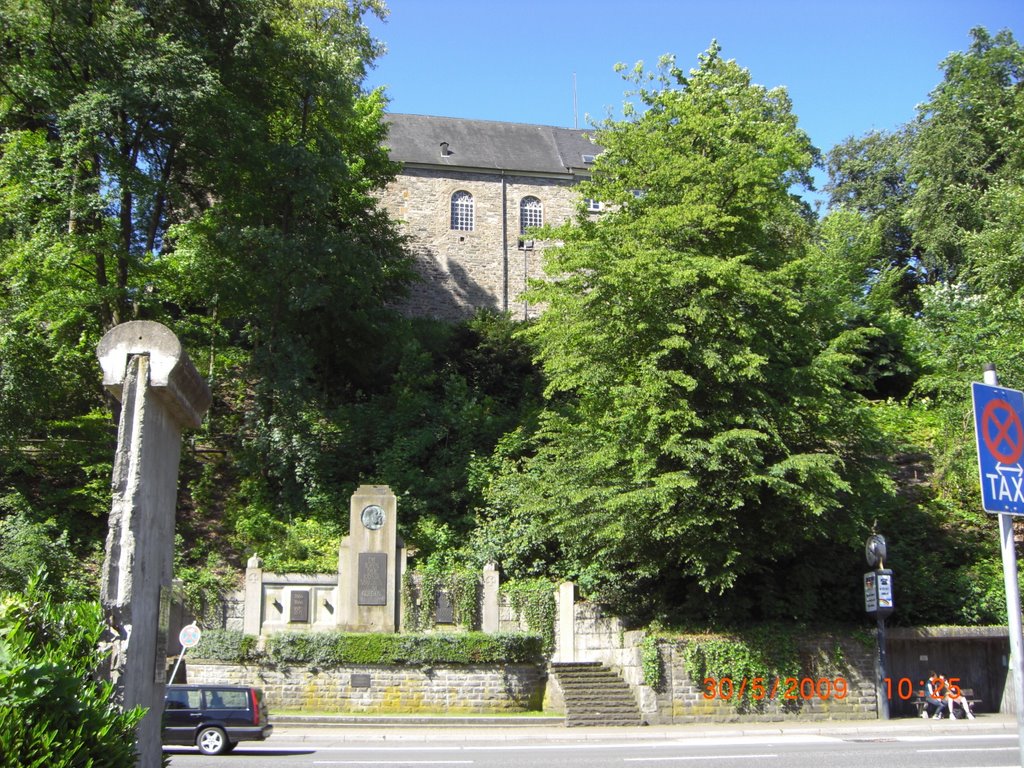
[196,726,228,756]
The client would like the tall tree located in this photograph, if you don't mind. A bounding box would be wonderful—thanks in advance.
[477,46,888,621]
[905,27,1024,285]
[0,0,408,569]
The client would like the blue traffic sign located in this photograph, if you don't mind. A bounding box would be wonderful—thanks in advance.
[972,382,1024,514]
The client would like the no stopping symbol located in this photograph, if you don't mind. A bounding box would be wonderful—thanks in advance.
[981,399,1024,465]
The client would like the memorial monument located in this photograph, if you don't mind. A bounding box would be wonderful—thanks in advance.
[96,321,210,768]
[338,485,404,631]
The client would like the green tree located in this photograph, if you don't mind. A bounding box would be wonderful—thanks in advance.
[824,128,921,305]
[479,46,889,622]
[0,0,410,580]
[905,27,1024,284]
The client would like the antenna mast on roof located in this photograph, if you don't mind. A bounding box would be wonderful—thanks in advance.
[573,72,578,129]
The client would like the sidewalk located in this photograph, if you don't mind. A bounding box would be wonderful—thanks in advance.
[268,712,1020,743]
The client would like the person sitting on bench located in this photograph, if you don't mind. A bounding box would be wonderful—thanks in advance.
[923,672,944,719]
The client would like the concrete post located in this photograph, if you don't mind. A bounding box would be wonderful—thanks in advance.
[243,554,264,637]
[481,563,500,633]
[556,581,576,663]
[96,321,210,768]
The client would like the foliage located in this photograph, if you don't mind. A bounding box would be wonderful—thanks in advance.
[905,27,1024,284]
[640,635,663,691]
[682,627,801,712]
[173,544,242,626]
[481,44,889,623]
[403,560,481,631]
[262,631,544,666]
[0,574,145,767]
[0,508,96,601]
[0,0,410,590]
[191,629,260,664]
[503,578,556,654]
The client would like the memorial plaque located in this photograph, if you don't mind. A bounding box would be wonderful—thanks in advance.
[435,590,454,624]
[358,552,388,606]
[351,673,372,689]
[290,590,310,623]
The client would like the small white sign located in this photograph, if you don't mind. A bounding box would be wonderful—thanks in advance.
[178,623,202,649]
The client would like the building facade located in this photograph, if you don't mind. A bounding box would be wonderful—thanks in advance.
[380,114,598,321]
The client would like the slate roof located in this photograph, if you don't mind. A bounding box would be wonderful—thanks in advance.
[383,114,599,176]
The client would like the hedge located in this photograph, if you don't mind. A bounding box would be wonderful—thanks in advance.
[192,630,544,667]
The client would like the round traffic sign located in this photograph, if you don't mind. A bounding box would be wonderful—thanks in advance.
[178,623,202,649]
[981,398,1024,465]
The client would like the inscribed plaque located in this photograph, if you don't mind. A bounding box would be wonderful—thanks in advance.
[435,590,454,624]
[358,552,388,606]
[289,590,310,623]
[351,673,372,689]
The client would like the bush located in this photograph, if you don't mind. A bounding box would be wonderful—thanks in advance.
[191,628,260,663]
[261,631,544,666]
[0,574,144,767]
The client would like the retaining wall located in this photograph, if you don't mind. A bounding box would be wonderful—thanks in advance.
[186,661,546,714]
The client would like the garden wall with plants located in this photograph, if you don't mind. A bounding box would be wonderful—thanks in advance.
[644,631,878,723]
[184,630,548,714]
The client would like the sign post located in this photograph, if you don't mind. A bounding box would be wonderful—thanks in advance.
[973,366,1024,766]
[169,623,202,686]
[864,534,893,720]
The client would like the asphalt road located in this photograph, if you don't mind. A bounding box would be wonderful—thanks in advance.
[165,720,1022,768]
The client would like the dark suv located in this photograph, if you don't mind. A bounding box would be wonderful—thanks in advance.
[162,684,273,755]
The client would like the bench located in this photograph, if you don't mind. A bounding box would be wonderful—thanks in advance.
[913,688,981,718]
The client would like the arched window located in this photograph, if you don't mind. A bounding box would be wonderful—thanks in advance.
[519,196,543,234]
[450,190,474,231]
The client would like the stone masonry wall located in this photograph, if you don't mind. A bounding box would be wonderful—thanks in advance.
[187,661,545,714]
[655,634,878,724]
[378,168,581,321]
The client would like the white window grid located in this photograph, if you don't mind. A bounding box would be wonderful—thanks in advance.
[520,196,543,234]
[450,190,474,231]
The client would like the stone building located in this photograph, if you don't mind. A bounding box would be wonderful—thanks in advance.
[380,113,599,321]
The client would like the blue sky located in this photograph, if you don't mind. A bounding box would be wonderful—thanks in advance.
[365,0,1021,167]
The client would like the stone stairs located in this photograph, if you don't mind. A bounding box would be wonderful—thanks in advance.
[550,662,643,727]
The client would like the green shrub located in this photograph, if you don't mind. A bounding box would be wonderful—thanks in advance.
[0,574,144,767]
[191,629,259,663]
[263,631,543,666]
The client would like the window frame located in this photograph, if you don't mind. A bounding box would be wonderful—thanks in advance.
[450,190,474,231]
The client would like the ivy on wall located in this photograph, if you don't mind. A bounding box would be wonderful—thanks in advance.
[502,578,556,655]
[681,627,801,712]
[640,634,663,691]
[402,565,480,631]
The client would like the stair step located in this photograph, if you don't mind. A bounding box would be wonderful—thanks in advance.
[550,662,642,729]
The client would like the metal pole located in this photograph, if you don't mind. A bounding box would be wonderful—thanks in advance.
[877,614,890,719]
[984,364,1024,765]
[169,647,187,685]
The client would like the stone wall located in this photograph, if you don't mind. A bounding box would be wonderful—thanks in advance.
[186,661,545,714]
[650,634,878,724]
[378,168,581,321]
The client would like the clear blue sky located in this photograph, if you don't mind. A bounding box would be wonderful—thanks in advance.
[365,0,1021,163]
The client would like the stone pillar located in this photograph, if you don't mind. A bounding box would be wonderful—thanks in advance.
[555,581,576,663]
[243,554,264,637]
[481,563,500,633]
[96,321,210,768]
[339,485,399,631]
